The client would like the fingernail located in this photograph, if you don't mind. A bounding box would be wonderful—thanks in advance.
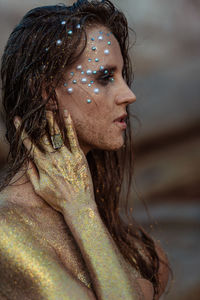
[45,110,51,116]
[14,119,20,129]
[64,109,68,117]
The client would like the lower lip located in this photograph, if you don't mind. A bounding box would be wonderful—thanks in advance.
[114,121,127,130]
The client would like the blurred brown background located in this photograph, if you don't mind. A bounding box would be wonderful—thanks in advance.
[0,1,200,299]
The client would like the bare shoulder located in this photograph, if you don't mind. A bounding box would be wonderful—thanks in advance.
[155,241,170,299]
[134,241,169,300]
[0,202,46,299]
[0,201,96,300]
[0,198,39,233]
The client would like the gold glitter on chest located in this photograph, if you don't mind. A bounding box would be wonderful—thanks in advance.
[0,202,141,298]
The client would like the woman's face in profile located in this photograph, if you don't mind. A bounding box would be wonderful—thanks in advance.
[56,25,136,154]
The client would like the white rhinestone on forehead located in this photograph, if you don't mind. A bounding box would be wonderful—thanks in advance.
[68,30,73,36]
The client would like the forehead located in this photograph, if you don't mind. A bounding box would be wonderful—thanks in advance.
[78,26,124,69]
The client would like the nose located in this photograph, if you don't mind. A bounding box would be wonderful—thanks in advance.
[115,84,136,105]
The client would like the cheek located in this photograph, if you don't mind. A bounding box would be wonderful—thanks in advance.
[68,92,105,123]
[73,108,104,135]
[62,67,101,106]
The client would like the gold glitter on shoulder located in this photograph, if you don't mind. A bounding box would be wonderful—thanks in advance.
[0,207,96,299]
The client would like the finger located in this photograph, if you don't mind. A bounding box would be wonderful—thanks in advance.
[46,110,64,150]
[13,116,41,158]
[40,134,54,152]
[15,120,36,158]
[26,160,40,191]
[46,110,60,135]
[21,129,35,153]
[63,110,80,153]
[13,116,22,129]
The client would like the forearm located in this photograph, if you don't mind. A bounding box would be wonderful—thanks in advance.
[63,204,140,300]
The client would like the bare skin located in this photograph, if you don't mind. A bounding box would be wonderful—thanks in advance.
[0,26,168,299]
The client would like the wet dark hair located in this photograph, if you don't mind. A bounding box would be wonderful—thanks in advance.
[1,0,162,297]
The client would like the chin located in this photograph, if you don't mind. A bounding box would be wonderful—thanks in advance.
[82,133,125,152]
[109,144,124,151]
[112,136,125,149]
[100,138,125,151]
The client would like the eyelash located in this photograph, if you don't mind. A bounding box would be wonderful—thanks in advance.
[98,72,114,86]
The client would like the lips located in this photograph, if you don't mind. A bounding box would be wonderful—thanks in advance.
[114,114,127,123]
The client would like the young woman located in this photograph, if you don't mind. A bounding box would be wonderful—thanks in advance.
[0,1,169,299]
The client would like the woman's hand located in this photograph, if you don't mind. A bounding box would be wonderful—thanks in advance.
[13,110,96,214]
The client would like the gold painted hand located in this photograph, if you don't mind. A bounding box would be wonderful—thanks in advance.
[14,110,96,214]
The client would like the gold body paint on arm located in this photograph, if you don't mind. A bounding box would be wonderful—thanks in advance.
[63,203,142,300]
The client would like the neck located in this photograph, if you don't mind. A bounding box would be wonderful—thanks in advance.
[79,139,92,156]
[4,167,48,209]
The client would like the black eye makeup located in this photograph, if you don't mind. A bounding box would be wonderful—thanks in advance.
[97,67,116,86]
